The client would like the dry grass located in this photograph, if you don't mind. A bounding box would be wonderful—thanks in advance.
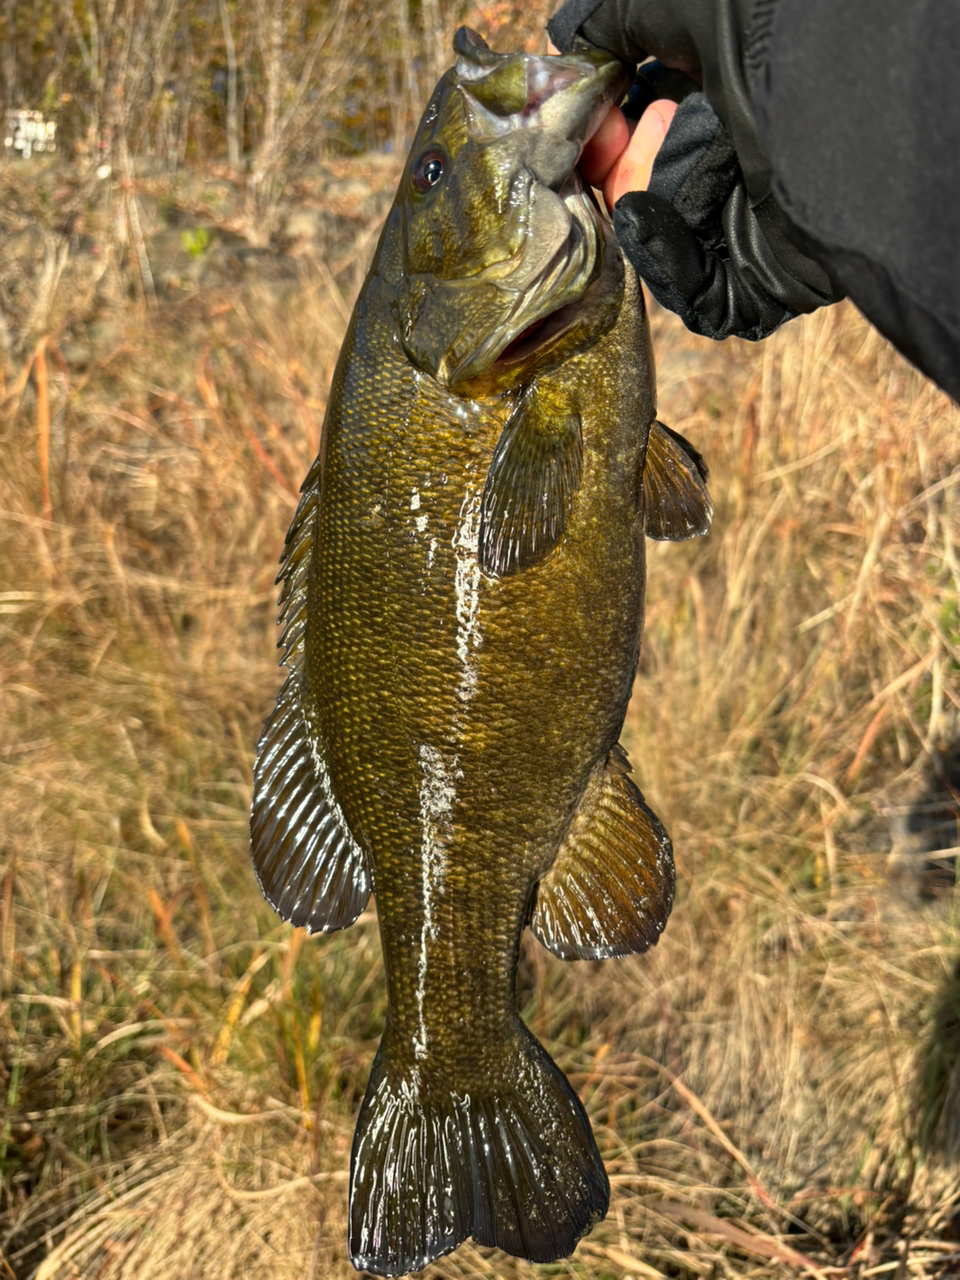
[3,55,960,1280]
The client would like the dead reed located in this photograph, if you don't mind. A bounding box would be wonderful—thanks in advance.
[2,47,959,1280]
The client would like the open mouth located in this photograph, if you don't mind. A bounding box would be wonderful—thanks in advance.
[495,296,585,365]
[430,176,616,388]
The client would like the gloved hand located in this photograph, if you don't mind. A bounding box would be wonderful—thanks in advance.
[548,0,845,340]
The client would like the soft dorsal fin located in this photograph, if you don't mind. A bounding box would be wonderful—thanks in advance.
[478,386,582,576]
[642,419,713,541]
[531,744,674,960]
[251,675,370,932]
[250,458,370,933]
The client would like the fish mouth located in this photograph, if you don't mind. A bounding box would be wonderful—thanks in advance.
[496,307,577,364]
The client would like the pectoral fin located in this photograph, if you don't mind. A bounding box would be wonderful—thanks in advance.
[478,389,582,576]
[642,419,713,541]
[532,744,674,960]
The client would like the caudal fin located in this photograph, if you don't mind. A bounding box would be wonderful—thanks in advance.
[348,1026,609,1276]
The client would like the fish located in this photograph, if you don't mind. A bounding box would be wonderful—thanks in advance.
[250,25,712,1278]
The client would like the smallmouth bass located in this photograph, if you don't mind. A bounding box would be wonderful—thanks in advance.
[251,26,712,1277]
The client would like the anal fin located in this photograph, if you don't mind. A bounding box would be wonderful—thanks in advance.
[642,419,713,541]
[532,744,674,960]
[250,674,370,933]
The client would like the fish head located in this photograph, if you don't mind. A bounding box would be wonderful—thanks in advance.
[380,28,631,393]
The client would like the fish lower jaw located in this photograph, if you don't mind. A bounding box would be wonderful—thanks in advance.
[492,234,618,374]
[489,190,607,371]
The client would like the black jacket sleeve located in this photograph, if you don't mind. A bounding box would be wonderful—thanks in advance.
[754,0,960,404]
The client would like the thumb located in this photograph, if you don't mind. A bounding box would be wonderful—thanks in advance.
[602,99,677,210]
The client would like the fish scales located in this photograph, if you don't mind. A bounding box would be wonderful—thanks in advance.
[252,25,712,1277]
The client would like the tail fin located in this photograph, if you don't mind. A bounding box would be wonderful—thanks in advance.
[349,1026,609,1276]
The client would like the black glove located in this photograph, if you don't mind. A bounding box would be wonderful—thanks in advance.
[548,0,845,340]
[616,80,840,340]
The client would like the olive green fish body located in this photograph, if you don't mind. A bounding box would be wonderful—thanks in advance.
[252,27,712,1277]
[323,261,648,1021]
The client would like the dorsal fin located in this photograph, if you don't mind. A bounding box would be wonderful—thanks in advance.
[250,457,370,932]
[642,419,713,541]
[251,676,370,932]
[478,386,582,576]
[531,744,674,960]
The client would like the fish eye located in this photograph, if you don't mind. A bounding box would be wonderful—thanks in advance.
[412,149,445,194]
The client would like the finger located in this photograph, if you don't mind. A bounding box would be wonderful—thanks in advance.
[579,105,630,189]
[603,98,677,208]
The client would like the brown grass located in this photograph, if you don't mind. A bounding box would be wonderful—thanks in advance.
[3,26,960,1280]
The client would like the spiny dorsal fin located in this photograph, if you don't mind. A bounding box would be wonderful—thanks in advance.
[478,387,582,576]
[250,455,370,932]
[531,744,674,960]
[642,419,713,541]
